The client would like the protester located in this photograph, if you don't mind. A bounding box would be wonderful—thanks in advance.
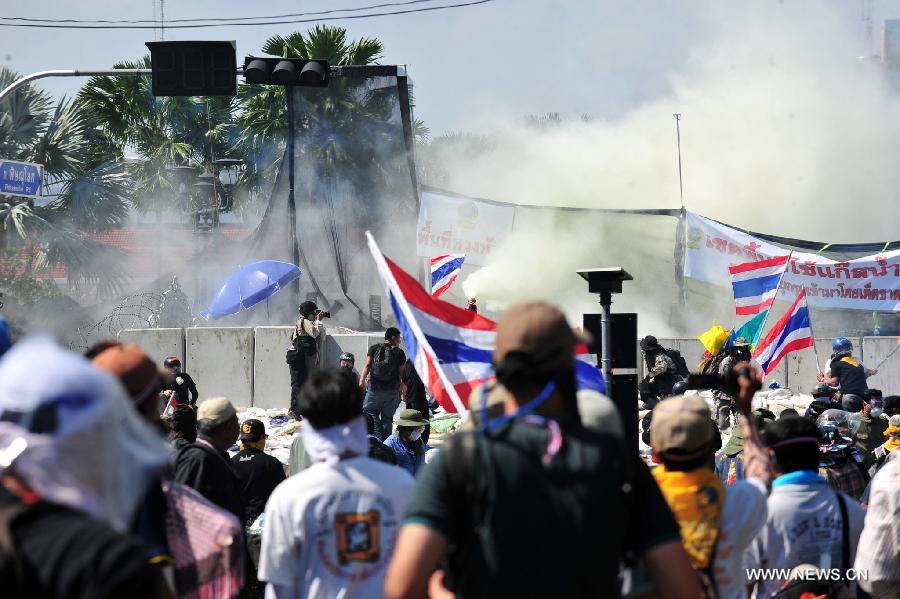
[854,455,900,598]
[868,414,900,478]
[287,301,326,419]
[231,418,286,526]
[386,302,698,599]
[259,369,413,597]
[165,404,197,451]
[817,409,869,500]
[401,359,431,443]
[95,341,246,598]
[0,337,168,598]
[712,338,753,430]
[638,335,683,408]
[92,342,169,436]
[173,397,244,520]
[383,409,430,477]
[858,389,888,455]
[287,430,313,476]
[651,363,769,599]
[339,351,359,380]
[359,327,407,439]
[747,415,866,599]
[161,356,198,409]
[714,407,775,486]
[365,411,398,464]
[817,337,875,396]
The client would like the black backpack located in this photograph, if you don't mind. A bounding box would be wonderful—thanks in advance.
[371,343,400,384]
[665,347,691,378]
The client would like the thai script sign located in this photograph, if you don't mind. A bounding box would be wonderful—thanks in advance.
[0,160,43,198]
[684,212,900,312]
[416,189,515,267]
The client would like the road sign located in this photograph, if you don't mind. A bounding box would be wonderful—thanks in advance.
[0,160,43,198]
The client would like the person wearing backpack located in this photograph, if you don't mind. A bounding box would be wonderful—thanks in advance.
[639,335,684,408]
[287,301,326,419]
[359,327,407,440]
[746,415,866,599]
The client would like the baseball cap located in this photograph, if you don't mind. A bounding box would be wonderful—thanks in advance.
[197,397,236,427]
[240,418,266,441]
[494,302,586,372]
[93,343,170,405]
[650,394,714,460]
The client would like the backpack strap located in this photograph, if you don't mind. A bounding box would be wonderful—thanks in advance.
[834,491,850,576]
[0,501,30,591]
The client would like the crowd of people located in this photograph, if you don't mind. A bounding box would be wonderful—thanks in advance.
[0,306,897,598]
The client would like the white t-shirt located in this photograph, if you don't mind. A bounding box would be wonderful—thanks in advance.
[259,456,414,599]
[745,483,866,599]
[714,479,768,599]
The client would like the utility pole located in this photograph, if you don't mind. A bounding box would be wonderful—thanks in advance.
[673,113,684,208]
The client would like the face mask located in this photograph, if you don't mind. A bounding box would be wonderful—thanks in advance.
[406,428,424,442]
[871,408,884,418]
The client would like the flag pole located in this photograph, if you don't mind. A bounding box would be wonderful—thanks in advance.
[366,232,467,414]
[752,250,793,347]
[800,284,822,374]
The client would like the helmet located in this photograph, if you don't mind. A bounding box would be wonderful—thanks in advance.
[832,337,852,353]
[639,335,660,352]
[298,301,318,318]
[164,357,181,369]
[671,380,689,396]
[339,352,355,364]
[811,383,832,398]
[732,336,750,348]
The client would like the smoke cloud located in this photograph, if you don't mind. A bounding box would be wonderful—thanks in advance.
[430,1,900,335]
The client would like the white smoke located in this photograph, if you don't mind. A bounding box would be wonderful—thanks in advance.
[425,1,900,334]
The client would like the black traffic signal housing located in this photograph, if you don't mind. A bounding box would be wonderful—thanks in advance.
[145,41,237,97]
[243,57,330,87]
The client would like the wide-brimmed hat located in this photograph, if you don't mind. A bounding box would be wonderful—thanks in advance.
[394,408,428,427]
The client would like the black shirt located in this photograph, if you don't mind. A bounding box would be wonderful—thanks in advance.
[0,488,158,599]
[162,372,198,407]
[404,419,681,598]
[173,435,244,522]
[830,356,868,396]
[230,448,286,524]
[367,343,407,391]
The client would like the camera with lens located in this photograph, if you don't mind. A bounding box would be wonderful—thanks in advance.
[315,309,331,318]
[686,366,760,397]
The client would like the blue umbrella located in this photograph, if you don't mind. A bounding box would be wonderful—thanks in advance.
[200,260,302,320]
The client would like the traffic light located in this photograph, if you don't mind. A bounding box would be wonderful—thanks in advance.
[145,41,237,97]
[243,57,330,87]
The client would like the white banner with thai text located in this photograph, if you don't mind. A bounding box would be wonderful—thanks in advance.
[684,212,900,311]
[417,189,515,267]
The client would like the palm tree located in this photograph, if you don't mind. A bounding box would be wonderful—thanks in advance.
[78,58,238,220]
[0,66,131,297]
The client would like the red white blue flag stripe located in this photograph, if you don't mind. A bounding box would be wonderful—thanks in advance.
[367,233,605,413]
[729,255,790,316]
[430,253,465,298]
[752,288,814,377]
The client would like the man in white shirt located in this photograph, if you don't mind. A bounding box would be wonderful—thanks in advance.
[746,415,866,599]
[259,369,414,598]
[854,454,900,598]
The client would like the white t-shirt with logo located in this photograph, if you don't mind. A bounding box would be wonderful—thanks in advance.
[259,456,414,599]
[745,483,866,599]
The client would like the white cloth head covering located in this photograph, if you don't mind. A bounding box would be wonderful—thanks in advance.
[299,415,368,465]
[0,337,169,531]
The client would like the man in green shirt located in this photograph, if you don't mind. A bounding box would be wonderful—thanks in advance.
[385,301,699,599]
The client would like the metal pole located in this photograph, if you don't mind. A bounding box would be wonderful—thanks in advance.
[600,291,613,389]
[286,88,300,305]
[673,113,684,208]
[0,69,151,103]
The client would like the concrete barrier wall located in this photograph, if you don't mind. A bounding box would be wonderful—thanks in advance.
[862,337,900,394]
[186,327,254,407]
[120,328,900,405]
[117,328,183,365]
[253,327,294,410]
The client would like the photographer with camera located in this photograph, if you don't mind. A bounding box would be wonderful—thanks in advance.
[286,301,327,419]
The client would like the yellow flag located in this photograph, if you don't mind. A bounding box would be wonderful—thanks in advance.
[697,322,730,356]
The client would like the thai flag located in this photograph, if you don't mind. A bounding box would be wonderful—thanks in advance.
[729,255,790,316]
[752,289,814,377]
[367,233,604,413]
[430,253,465,298]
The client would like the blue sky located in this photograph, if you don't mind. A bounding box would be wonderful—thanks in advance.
[0,1,893,135]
